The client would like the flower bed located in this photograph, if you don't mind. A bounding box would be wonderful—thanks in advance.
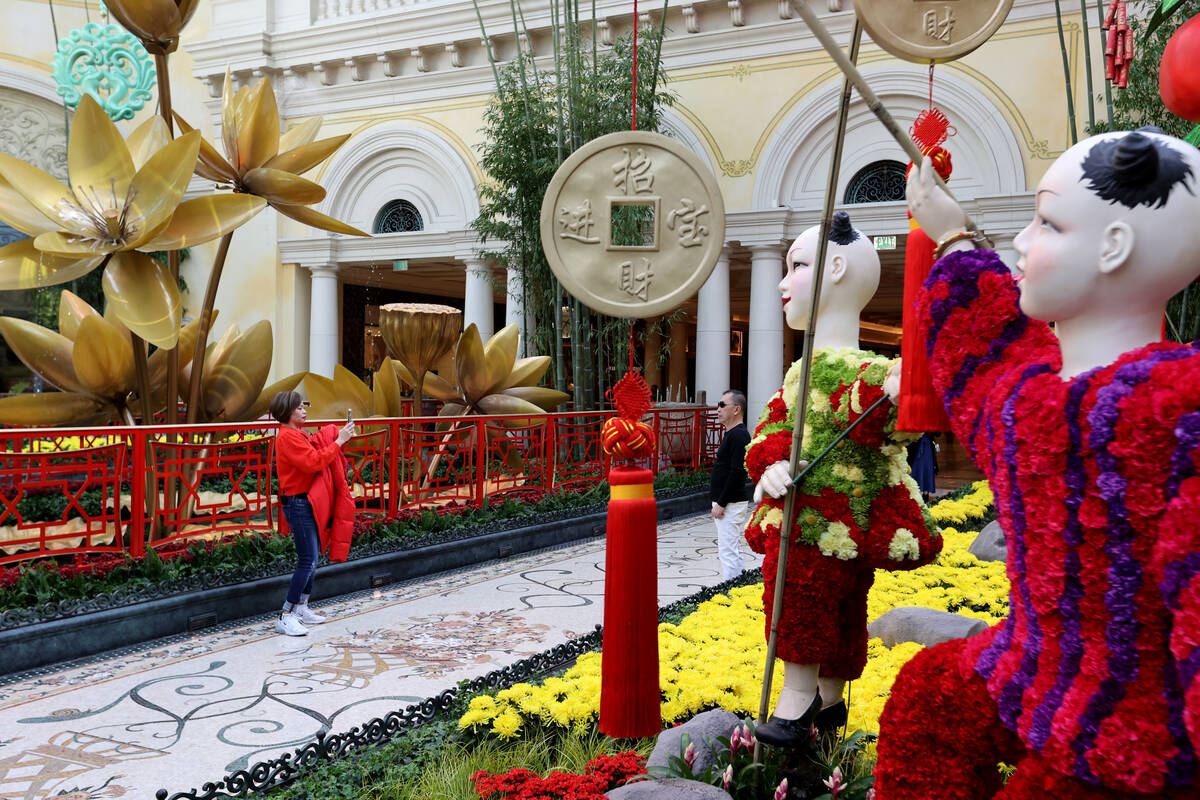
[457,481,1002,741]
[0,471,709,616]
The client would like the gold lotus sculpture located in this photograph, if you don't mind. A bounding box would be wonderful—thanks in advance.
[0,95,265,348]
[105,0,201,54]
[174,71,370,237]
[378,303,463,409]
[0,291,211,426]
[398,324,570,425]
[302,359,409,420]
[182,320,306,423]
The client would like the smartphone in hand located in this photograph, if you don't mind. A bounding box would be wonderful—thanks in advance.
[346,409,353,425]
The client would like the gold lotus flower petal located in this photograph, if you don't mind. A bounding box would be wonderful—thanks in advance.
[172,112,237,183]
[69,95,136,207]
[333,363,373,417]
[236,80,280,173]
[455,324,489,402]
[476,393,544,426]
[0,174,60,236]
[0,154,90,237]
[278,117,322,153]
[481,324,519,395]
[136,194,266,250]
[125,130,201,243]
[203,324,239,381]
[127,115,172,171]
[59,290,101,341]
[390,359,460,403]
[102,251,182,349]
[242,371,306,422]
[0,316,89,394]
[273,202,370,237]
[241,168,325,206]
[501,385,570,410]
[373,358,405,417]
[72,315,136,399]
[379,303,462,387]
[105,0,195,53]
[0,239,103,290]
[500,356,553,390]
[264,134,349,176]
[439,402,467,417]
[0,393,112,427]
[302,371,339,418]
[32,231,116,257]
[203,320,273,421]
[221,68,240,171]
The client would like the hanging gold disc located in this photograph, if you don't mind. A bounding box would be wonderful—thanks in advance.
[855,0,1014,63]
[540,130,726,319]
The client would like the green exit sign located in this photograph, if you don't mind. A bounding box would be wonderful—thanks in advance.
[873,235,896,250]
[392,259,408,271]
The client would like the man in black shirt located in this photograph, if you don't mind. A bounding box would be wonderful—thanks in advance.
[710,390,751,580]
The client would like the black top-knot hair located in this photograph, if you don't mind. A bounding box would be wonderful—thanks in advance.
[1081,131,1194,209]
[828,211,860,245]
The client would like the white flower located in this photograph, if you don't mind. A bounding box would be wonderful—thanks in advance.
[832,463,865,483]
[817,521,858,560]
[888,528,921,561]
[809,388,831,412]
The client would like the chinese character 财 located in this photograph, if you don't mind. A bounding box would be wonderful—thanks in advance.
[923,7,955,42]
[612,148,655,195]
[557,199,601,243]
[666,198,710,247]
[619,258,654,301]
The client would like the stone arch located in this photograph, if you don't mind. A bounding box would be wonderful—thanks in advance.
[753,63,1025,210]
[318,120,480,235]
[657,107,719,178]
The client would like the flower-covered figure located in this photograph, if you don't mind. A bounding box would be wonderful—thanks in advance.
[747,211,942,748]
[873,130,1200,798]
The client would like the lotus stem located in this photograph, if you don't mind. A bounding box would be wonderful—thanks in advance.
[154,51,181,428]
[185,231,235,424]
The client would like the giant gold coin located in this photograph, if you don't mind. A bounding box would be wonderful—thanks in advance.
[540,130,725,319]
[855,0,1013,63]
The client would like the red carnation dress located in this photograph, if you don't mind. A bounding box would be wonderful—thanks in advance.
[874,249,1200,798]
[743,347,942,679]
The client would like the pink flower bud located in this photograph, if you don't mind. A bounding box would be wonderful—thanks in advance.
[773,777,788,800]
[683,742,696,768]
[823,766,844,797]
[723,765,733,791]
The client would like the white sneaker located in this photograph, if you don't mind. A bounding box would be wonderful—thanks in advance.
[276,612,308,636]
[294,604,326,625]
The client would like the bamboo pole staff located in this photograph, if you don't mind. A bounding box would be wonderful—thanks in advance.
[786,0,990,243]
[753,18,863,756]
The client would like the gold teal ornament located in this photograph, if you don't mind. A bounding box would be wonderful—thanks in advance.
[853,0,1013,62]
[540,130,725,319]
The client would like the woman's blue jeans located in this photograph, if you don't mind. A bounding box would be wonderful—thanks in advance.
[281,495,319,605]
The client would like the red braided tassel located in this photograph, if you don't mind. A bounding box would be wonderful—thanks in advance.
[898,223,952,432]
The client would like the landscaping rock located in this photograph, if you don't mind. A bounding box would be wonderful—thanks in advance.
[969,520,1007,562]
[647,709,741,774]
[607,778,732,799]
[868,606,988,648]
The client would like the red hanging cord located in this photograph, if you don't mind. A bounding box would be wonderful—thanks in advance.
[631,0,638,130]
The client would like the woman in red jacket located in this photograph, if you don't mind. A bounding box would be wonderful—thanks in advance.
[269,391,355,637]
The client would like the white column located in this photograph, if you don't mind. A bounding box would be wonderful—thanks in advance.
[747,244,785,424]
[308,264,340,379]
[694,246,730,407]
[994,234,1019,272]
[505,266,531,356]
[463,260,494,342]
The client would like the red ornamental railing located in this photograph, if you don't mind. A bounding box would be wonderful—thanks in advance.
[0,408,722,565]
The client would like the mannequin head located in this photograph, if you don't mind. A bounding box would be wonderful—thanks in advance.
[1013,129,1200,324]
[779,211,881,332]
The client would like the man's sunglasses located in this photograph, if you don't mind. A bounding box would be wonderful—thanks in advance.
[716,401,728,408]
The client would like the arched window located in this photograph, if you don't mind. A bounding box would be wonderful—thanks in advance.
[843,160,907,204]
[373,199,424,233]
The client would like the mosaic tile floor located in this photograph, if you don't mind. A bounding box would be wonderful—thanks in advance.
[0,512,762,800]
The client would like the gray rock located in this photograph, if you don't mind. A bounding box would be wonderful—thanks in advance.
[968,520,1006,562]
[647,708,741,774]
[607,777,733,799]
[868,606,988,648]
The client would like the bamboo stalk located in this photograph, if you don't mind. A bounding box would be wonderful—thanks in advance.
[184,232,235,425]
[1096,0,1114,126]
[754,14,862,768]
[472,0,506,101]
[1053,0,1079,145]
[1078,0,1096,131]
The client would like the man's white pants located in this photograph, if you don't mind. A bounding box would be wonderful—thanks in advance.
[714,501,749,580]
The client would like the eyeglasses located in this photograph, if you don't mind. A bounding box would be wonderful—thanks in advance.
[716,401,728,408]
